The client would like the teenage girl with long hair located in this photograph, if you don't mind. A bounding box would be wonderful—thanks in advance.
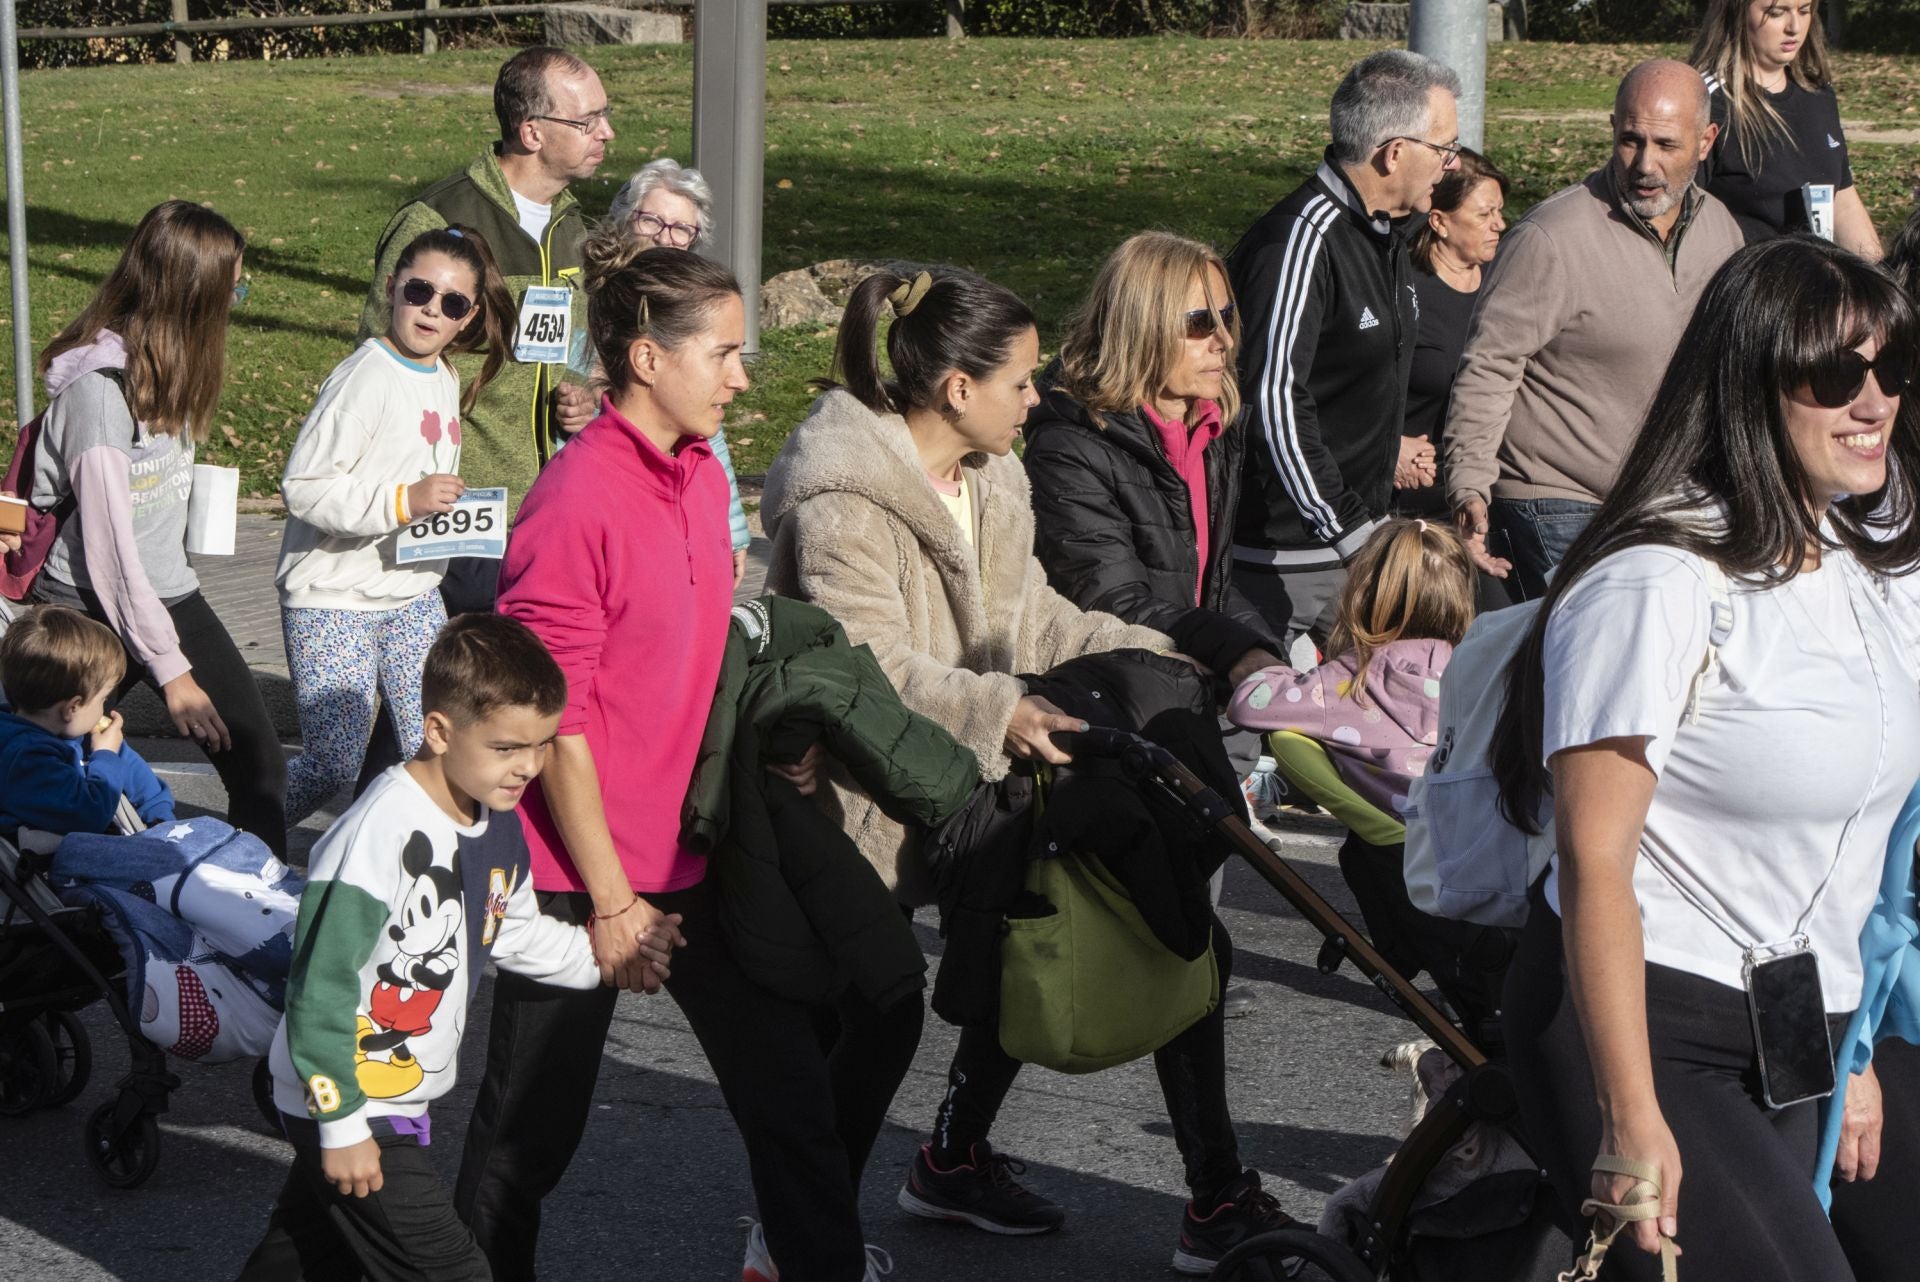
[27,200,288,855]
[276,226,514,823]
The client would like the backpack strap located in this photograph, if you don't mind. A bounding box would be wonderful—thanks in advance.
[1682,560,1734,726]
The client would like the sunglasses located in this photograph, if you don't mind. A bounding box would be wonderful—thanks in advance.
[1185,303,1236,341]
[399,277,474,321]
[1805,344,1915,408]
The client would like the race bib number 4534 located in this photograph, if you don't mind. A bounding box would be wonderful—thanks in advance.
[513,285,572,364]
[396,487,508,564]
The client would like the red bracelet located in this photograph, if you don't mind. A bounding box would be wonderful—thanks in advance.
[590,894,640,925]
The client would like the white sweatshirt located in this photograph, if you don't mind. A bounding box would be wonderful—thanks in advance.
[277,339,464,611]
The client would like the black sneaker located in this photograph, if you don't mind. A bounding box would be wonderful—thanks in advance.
[1172,1168,1302,1275]
[897,1141,1066,1235]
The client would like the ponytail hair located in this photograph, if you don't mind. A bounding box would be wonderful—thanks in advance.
[1324,518,1477,703]
[395,226,515,415]
[822,267,1035,416]
[579,223,740,393]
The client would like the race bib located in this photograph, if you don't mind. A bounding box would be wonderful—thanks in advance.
[513,286,572,364]
[396,487,508,563]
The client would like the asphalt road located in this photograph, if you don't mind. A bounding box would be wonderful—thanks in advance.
[1,749,1427,1282]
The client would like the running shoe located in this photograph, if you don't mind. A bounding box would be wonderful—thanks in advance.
[739,1218,894,1280]
[1172,1168,1302,1275]
[897,1141,1066,1235]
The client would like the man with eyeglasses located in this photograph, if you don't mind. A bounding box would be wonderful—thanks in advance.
[357,44,613,615]
[1227,49,1462,653]
[1443,60,1744,602]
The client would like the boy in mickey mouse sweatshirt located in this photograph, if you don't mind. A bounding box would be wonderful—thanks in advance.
[238,615,615,1282]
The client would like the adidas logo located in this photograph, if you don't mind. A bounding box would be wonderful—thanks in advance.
[1358,307,1380,330]
[1827,133,1842,149]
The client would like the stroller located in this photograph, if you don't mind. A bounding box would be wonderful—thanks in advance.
[0,824,285,1189]
[1063,727,1565,1282]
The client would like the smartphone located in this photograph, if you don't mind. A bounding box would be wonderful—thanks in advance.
[1746,949,1835,1108]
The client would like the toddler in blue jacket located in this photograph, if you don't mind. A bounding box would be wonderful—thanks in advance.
[0,605,173,836]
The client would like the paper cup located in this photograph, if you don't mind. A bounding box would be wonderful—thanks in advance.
[186,464,239,556]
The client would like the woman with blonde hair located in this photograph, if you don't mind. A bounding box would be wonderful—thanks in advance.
[24,200,288,855]
[1690,0,1882,256]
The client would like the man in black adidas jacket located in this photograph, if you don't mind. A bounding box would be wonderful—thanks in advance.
[1228,50,1462,647]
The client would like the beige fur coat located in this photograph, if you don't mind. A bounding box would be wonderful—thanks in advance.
[761,388,1170,902]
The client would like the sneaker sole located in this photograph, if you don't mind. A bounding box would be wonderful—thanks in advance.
[896,1185,1061,1236]
[1171,1245,1305,1277]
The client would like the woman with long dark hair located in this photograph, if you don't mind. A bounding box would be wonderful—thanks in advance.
[1494,237,1918,1280]
[27,200,288,855]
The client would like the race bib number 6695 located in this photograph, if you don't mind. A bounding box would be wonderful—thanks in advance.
[396,487,509,563]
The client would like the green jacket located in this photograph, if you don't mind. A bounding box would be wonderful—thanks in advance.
[358,151,587,516]
[681,597,982,1009]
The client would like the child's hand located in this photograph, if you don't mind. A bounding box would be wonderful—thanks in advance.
[90,710,126,754]
[406,474,465,518]
[321,1137,384,1198]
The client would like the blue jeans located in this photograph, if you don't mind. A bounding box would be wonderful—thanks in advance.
[1489,497,1599,603]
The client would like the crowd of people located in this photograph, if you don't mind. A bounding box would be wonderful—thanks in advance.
[4,13,1920,1281]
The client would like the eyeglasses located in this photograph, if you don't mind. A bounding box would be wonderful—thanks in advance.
[1184,302,1236,341]
[1382,135,1463,164]
[534,108,614,136]
[399,277,474,321]
[632,211,700,248]
[1805,344,1915,408]
[231,279,249,306]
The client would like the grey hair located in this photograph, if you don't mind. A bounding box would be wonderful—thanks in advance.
[606,158,715,250]
[1328,50,1464,166]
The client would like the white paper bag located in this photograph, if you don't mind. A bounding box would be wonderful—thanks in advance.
[186,464,239,556]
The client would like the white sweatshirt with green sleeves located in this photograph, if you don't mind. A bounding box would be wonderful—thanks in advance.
[268,764,599,1148]
[276,338,464,611]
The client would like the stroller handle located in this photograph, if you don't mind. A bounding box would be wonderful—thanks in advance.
[1050,726,1173,779]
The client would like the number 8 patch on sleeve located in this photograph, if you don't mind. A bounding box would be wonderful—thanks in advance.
[514,285,573,364]
[397,487,509,564]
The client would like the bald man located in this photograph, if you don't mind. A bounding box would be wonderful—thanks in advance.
[1442,59,1746,601]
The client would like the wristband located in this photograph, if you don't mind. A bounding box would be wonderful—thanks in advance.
[590,893,641,924]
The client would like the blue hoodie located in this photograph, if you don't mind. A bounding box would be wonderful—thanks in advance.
[0,710,174,836]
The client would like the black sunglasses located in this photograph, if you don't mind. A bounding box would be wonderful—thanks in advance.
[400,277,474,321]
[1185,303,1236,341]
[1806,344,1914,408]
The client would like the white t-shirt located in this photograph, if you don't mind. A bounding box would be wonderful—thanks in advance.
[511,189,551,243]
[1541,543,1920,1011]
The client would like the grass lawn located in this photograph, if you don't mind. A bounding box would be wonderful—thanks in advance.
[2,36,1917,492]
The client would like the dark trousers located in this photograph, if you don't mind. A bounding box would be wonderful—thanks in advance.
[1488,497,1598,604]
[236,1132,490,1282]
[82,589,288,858]
[1504,904,1857,1281]
[1233,563,1341,654]
[932,914,1242,1200]
[1830,1036,1920,1282]
[453,881,921,1282]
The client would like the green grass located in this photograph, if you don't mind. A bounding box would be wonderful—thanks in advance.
[3,37,1918,490]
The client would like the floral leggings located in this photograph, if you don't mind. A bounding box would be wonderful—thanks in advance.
[282,592,446,824]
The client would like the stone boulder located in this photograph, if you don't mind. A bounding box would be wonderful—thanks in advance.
[759,258,937,333]
[543,5,682,47]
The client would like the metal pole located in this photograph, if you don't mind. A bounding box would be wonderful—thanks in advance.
[692,0,766,355]
[1409,0,1486,153]
[1,0,32,424]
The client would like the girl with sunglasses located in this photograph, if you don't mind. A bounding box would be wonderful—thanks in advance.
[25,200,291,855]
[276,226,512,822]
[1493,236,1920,1282]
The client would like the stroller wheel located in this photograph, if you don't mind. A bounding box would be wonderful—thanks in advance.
[1213,1227,1376,1282]
[0,1020,59,1116]
[43,1011,93,1107]
[84,1101,162,1189]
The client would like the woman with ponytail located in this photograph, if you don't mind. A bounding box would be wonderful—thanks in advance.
[763,267,1295,1274]
[454,231,899,1282]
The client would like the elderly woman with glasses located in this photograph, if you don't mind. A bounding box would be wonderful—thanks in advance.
[555,157,750,581]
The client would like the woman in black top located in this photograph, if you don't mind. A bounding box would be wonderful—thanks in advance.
[1691,0,1882,256]
[1396,148,1508,521]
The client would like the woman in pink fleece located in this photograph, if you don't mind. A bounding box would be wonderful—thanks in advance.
[1227,518,1477,817]
[454,241,889,1282]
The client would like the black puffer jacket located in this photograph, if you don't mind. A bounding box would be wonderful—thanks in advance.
[1024,380,1280,678]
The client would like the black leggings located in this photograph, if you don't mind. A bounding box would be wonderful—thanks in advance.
[931,914,1243,1200]
[1504,904,1856,1281]
[1829,1036,1920,1282]
[83,589,288,859]
[453,881,923,1282]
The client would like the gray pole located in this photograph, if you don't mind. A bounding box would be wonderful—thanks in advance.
[1409,0,1486,153]
[691,0,767,356]
[1,0,32,423]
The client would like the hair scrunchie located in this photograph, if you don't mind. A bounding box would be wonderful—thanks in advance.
[888,270,932,318]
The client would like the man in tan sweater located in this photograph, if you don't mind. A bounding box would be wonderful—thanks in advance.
[1442,60,1745,599]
